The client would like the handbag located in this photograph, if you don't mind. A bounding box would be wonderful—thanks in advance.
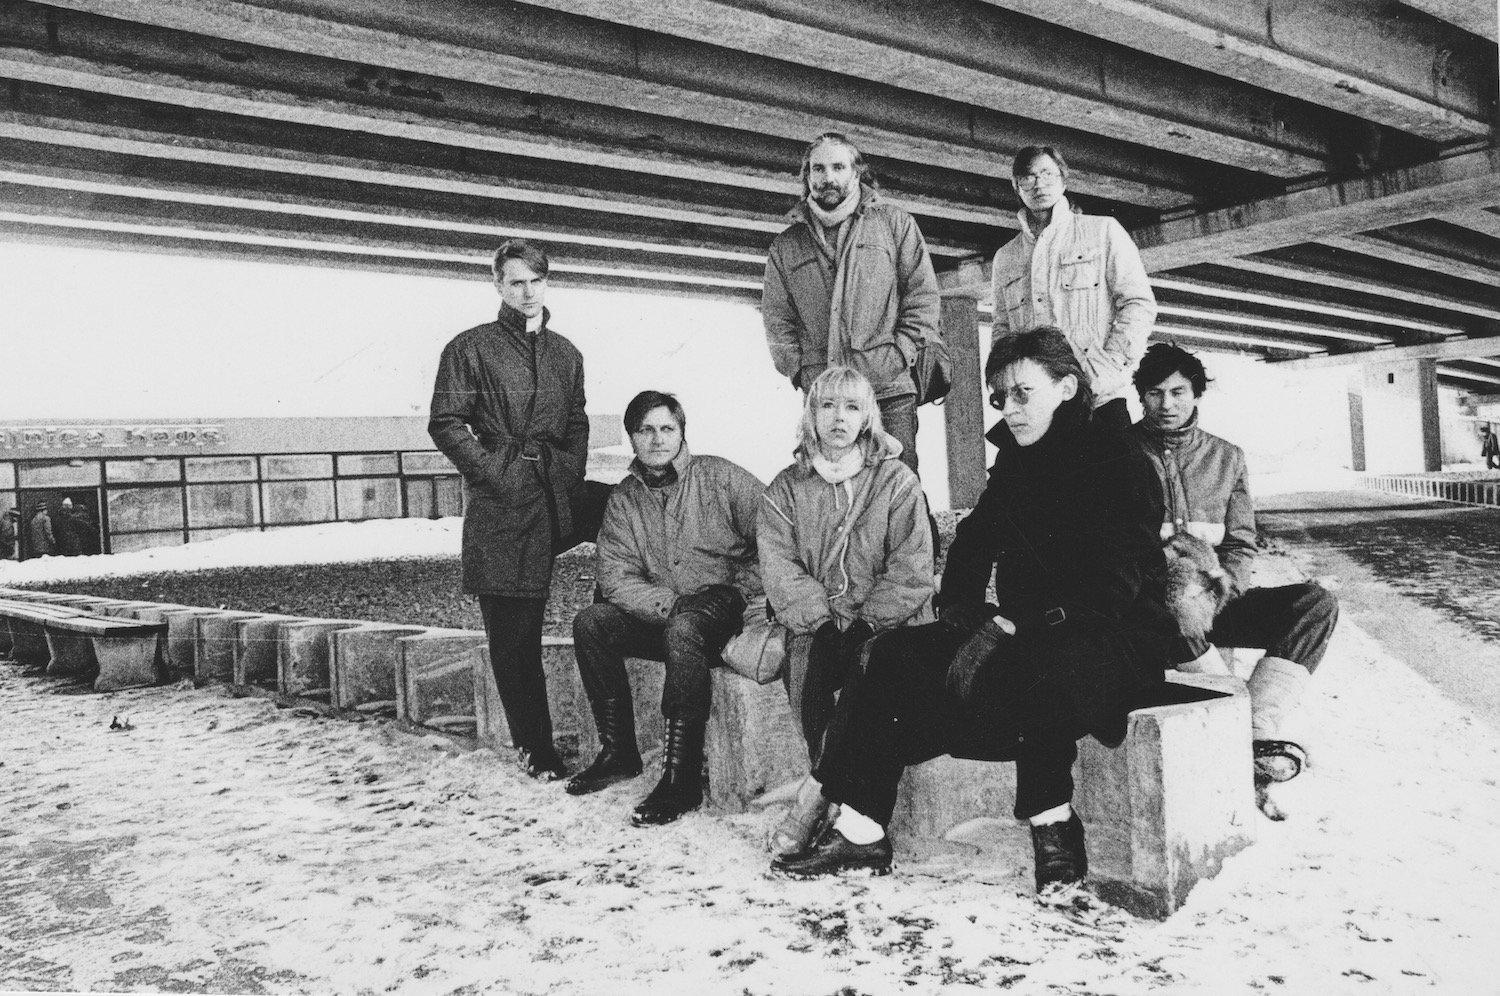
[720,597,790,684]
[911,332,952,406]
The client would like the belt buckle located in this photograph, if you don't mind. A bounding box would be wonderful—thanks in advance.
[520,443,542,462]
[1044,607,1066,627]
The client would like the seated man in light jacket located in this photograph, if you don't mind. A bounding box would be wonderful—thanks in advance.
[1129,343,1339,820]
[569,390,766,827]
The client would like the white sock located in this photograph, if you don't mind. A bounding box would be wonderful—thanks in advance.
[832,805,885,845]
[1028,802,1073,826]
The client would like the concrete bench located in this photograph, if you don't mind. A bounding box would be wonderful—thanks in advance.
[472,637,592,751]
[279,619,363,700]
[233,614,305,688]
[394,630,487,733]
[0,598,167,692]
[329,623,430,713]
[195,610,268,686]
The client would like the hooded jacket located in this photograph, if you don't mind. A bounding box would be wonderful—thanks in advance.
[762,186,941,401]
[990,196,1156,407]
[1129,414,1257,597]
[759,430,935,635]
[428,303,589,597]
[938,402,1173,743]
[595,446,765,624]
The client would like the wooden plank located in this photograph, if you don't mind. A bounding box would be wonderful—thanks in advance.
[33,0,1205,206]
[1399,0,1498,42]
[1440,209,1500,241]
[1150,275,1465,337]
[1214,255,1500,322]
[1154,304,1391,344]
[1274,336,1500,369]
[972,0,1492,140]
[503,0,1333,175]
[1320,234,1500,289]
[1135,149,1500,271]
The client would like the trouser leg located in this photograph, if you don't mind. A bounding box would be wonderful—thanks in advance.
[479,595,551,751]
[573,602,665,713]
[877,394,919,475]
[1013,733,1079,821]
[1208,583,1339,673]
[661,606,739,725]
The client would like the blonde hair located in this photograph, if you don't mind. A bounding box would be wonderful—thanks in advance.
[795,366,884,464]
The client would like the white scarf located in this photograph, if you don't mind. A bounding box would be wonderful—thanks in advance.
[810,445,865,485]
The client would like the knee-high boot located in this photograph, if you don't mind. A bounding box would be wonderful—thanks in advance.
[631,717,705,826]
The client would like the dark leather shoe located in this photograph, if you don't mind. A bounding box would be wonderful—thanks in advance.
[566,744,643,796]
[771,825,892,879]
[517,745,568,782]
[1030,813,1087,892]
[630,718,705,826]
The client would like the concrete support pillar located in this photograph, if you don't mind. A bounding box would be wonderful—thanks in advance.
[1359,358,1441,473]
[941,295,986,510]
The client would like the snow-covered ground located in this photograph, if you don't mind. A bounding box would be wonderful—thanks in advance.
[3,519,1500,995]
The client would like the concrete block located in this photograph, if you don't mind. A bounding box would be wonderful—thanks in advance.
[194,611,266,686]
[394,629,487,732]
[3,616,49,666]
[279,620,362,700]
[329,624,428,712]
[44,628,97,678]
[95,600,172,619]
[92,630,166,693]
[157,606,225,681]
[888,756,1018,846]
[233,615,303,688]
[1075,673,1256,919]
[705,669,807,813]
[573,655,667,764]
[472,637,590,750]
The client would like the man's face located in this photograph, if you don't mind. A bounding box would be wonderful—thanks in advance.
[497,259,547,318]
[1141,371,1200,432]
[630,406,684,471]
[1014,153,1066,215]
[807,143,860,210]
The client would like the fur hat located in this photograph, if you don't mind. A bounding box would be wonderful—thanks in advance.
[1163,532,1233,641]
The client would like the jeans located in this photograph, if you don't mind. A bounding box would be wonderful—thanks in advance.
[878,393,919,475]
[1180,582,1339,673]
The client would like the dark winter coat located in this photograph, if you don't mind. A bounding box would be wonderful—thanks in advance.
[28,509,55,557]
[937,403,1174,746]
[428,304,589,598]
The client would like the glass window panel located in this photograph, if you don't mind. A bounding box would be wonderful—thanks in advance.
[17,459,102,488]
[107,486,185,533]
[189,527,257,544]
[264,454,333,480]
[185,456,257,482]
[110,530,186,554]
[337,453,398,476]
[264,480,334,524]
[401,451,456,475]
[337,478,399,521]
[435,476,465,517]
[404,478,434,518]
[186,482,260,528]
[106,459,182,483]
[0,463,14,489]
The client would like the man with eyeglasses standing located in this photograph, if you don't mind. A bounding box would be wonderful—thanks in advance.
[990,146,1156,429]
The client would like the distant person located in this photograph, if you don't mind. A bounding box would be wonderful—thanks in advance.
[773,331,1173,891]
[428,239,590,782]
[0,508,18,560]
[569,391,765,825]
[762,132,941,475]
[1482,424,1498,471]
[1130,343,1339,820]
[758,367,935,864]
[55,498,86,557]
[27,505,55,559]
[990,146,1156,429]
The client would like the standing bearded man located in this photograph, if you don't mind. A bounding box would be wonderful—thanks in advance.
[429,239,590,782]
[762,132,941,474]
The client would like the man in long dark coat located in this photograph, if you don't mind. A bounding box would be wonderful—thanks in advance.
[428,239,589,781]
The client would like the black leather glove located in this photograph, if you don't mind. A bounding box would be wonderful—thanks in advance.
[839,619,875,667]
[945,617,1009,701]
[939,601,999,636]
[670,585,746,627]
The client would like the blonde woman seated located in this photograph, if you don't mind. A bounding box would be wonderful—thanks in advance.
[758,366,936,862]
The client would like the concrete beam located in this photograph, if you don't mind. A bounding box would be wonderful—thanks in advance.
[33,0,1220,206]
[1440,209,1500,241]
[504,0,1337,176]
[1150,275,1466,338]
[1273,335,1500,369]
[1320,233,1500,288]
[1153,323,1325,354]
[1399,0,1498,43]
[1155,304,1392,344]
[1135,148,1500,271]
[0,36,1010,230]
[973,0,1494,140]
[1214,254,1500,323]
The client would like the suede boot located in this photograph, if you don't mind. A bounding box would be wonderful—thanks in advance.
[1246,656,1310,742]
[566,697,643,796]
[1030,813,1087,892]
[631,718,706,826]
[768,775,837,860]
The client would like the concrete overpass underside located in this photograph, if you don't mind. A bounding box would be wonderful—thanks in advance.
[0,0,1496,485]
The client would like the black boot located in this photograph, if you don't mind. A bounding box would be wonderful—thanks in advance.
[516,743,568,782]
[630,718,705,826]
[566,698,643,796]
[772,824,893,878]
[1030,812,1087,892]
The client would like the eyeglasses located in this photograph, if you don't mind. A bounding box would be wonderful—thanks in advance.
[1015,169,1061,188]
[989,388,1031,410]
